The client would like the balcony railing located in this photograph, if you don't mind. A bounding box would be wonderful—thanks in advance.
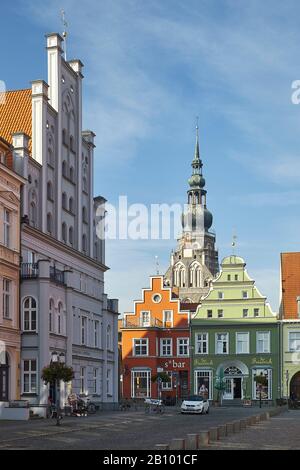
[21,263,39,279]
[122,318,163,329]
[50,267,65,286]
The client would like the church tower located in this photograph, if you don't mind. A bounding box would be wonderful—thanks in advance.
[164,126,219,303]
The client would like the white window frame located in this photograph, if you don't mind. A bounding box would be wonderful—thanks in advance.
[131,370,151,398]
[218,309,224,318]
[94,320,99,348]
[288,331,300,352]
[243,309,249,318]
[215,333,229,355]
[194,369,213,400]
[218,292,224,300]
[140,311,151,327]
[3,279,12,319]
[242,291,249,299]
[107,325,112,351]
[81,316,87,345]
[22,359,37,394]
[161,371,172,390]
[133,338,149,357]
[107,369,112,396]
[160,338,172,357]
[236,332,250,354]
[80,366,86,394]
[195,333,208,355]
[256,331,270,354]
[3,209,11,248]
[93,368,99,394]
[177,338,189,357]
[252,368,272,400]
[163,310,173,327]
[22,297,38,332]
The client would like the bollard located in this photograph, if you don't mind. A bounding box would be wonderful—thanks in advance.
[198,431,210,447]
[169,438,185,450]
[209,427,219,441]
[240,419,247,429]
[155,444,169,450]
[186,434,198,450]
[255,415,261,424]
[226,422,234,434]
[260,413,268,421]
[233,421,241,433]
[218,424,227,438]
[246,416,253,426]
[250,415,257,425]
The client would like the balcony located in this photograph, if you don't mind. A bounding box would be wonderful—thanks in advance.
[122,318,163,329]
[21,263,39,279]
[50,267,65,286]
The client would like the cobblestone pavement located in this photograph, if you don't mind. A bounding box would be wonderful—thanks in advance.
[0,406,268,450]
[208,410,300,450]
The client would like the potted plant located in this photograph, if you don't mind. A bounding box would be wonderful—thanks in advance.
[42,362,74,425]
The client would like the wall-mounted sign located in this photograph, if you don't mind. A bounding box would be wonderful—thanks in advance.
[163,359,186,369]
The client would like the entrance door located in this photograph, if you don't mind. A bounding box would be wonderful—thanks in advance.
[179,371,189,399]
[233,378,242,399]
[0,366,9,401]
[290,372,300,400]
[223,378,233,400]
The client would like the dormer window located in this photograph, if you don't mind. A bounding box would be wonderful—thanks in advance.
[242,291,248,299]
[218,292,224,300]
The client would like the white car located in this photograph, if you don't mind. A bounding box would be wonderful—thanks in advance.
[181,396,209,414]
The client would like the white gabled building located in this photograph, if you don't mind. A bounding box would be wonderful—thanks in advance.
[0,33,119,414]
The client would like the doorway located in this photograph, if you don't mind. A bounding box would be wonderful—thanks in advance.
[0,354,9,401]
[223,377,242,400]
[290,372,300,400]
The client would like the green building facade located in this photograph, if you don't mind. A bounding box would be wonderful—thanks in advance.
[191,255,280,405]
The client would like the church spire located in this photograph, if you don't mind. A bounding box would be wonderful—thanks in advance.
[194,119,200,162]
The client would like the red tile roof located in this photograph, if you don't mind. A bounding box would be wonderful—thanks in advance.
[0,89,32,154]
[281,252,300,319]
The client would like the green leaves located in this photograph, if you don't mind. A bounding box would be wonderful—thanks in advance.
[41,363,74,384]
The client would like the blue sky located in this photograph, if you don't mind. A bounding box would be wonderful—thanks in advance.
[1,0,300,313]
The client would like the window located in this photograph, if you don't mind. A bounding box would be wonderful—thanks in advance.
[160,339,172,356]
[62,192,67,210]
[218,309,224,318]
[195,333,208,355]
[83,176,88,193]
[257,332,270,353]
[140,311,150,327]
[82,234,87,253]
[216,333,229,354]
[62,129,67,146]
[47,213,53,234]
[252,369,272,400]
[227,275,231,281]
[163,310,173,327]
[94,320,99,348]
[107,325,112,350]
[218,292,224,300]
[49,300,54,332]
[289,332,300,352]
[57,303,63,335]
[195,370,212,399]
[69,197,74,213]
[235,275,238,281]
[62,223,67,243]
[23,360,37,394]
[69,227,74,246]
[161,371,172,390]
[207,310,213,318]
[131,370,151,398]
[80,367,86,394]
[254,308,260,317]
[30,202,37,227]
[152,294,162,303]
[3,279,11,319]
[81,317,87,345]
[177,338,189,356]
[134,339,148,356]
[23,297,37,332]
[47,181,53,200]
[62,160,68,178]
[236,332,249,354]
[242,291,248,299]
[70,136,74,152]
[3,209,10,248]
[243,309,249,318]
[107,369,112,396]
[93,368,98,394]
[82,206,88,224]
[70,166,75,182]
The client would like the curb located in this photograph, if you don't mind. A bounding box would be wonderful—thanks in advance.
[154,406,288,450]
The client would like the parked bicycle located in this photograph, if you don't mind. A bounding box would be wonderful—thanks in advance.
[144,398,165,414]
[67,394,97,416]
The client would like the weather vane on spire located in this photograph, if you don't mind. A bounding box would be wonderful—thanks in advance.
[61,9,68,61]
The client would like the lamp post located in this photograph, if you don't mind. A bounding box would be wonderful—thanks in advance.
[189,345,194,397]
[285,370,290,401]
[51,352,65,426]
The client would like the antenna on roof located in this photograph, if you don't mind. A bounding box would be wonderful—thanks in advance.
[155,256,160,275]
[61,9,68,61]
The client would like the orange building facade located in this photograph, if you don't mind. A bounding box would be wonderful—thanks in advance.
[120,276,191,402]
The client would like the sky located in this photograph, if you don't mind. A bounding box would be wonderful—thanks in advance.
[1,0,300,313]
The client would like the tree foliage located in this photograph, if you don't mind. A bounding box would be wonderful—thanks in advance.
[151,372,171,384]
[41,363,74,384]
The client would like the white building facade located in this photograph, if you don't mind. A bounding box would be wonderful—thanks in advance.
[4,33,118,413]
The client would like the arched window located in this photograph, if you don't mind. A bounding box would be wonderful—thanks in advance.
[49,299,54,332]
[47,213,53,234]
[82,234,87,253]
[30,202,37,227]
[70,166,75,182]
[83,177,88,192]
[107,325,112,350]
[82,206,88,224]
[48,148,54,166]
[69,226,74,246]
[62,160,68,178]
[174,264,186,288]
[23,297,37,332]
[69,197,74,213]
[47,181,53,201]
[57,303,64,335]
[62,192,67,210]
[62,223,67,243]
[190,262,202,288]
[62,129,67,146]
[70,136,74,152]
